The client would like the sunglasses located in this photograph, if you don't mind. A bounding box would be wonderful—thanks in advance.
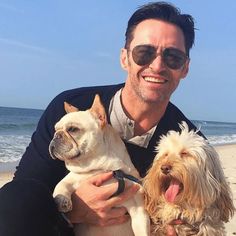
[131,45,188,70]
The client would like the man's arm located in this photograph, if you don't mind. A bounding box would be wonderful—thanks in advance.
[66,172,139,226]
[14,93,67,191]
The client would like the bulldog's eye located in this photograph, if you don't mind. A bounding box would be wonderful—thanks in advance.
[67,126,79,133]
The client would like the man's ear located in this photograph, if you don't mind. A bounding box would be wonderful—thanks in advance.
[181,59,190,79]
[120,48,129,71]
[64,102,79,113]
[90,94,107,128]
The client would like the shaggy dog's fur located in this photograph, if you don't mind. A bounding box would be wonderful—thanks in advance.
[143,122,235,236]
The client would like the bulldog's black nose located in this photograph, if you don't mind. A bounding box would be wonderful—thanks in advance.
[55,131,63,140]
[161,164,172,175]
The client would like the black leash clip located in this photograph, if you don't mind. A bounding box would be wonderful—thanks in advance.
[109,170,142,198]
[110,170,126,198]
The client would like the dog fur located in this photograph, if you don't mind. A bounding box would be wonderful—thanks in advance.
[49,94,150,236]
[143,122,235,236]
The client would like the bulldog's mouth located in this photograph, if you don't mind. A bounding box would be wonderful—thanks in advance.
[49,145,57,159]
[161,176,183,203]
[49,141,80,160]
[68,152,81,160]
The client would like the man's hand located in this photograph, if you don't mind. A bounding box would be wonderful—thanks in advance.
[65,172,139,226]
[166,219,185,236]
[166,225,177,236]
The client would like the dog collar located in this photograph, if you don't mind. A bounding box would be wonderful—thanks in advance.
[110,170,142,198]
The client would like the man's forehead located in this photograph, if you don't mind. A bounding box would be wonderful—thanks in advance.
[131,19,185,51]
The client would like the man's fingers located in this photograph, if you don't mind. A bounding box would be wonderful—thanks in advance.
[102,214,130,226]
[108,206,128,218]
[89,172,113,186]
[166,225,177,236]
[106,184,139,207]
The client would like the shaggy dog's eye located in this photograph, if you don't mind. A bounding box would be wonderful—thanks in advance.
[180,150,188,157]
[67,126,79,133]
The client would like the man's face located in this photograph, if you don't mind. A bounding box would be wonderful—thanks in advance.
[121,19,189,104]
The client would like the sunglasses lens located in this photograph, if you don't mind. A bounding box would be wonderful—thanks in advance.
[163,48,187,70]
[132,45,156,66]
[132,45,187,70]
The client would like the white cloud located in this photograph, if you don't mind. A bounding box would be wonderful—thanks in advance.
[0,3,24,13]
[0,37,50,54]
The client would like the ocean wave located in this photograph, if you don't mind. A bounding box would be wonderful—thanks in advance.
[0,134,31,163]
[207,134,236,146]
[0,123,37,130]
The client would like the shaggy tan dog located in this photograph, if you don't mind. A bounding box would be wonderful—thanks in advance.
[143,122,235,236]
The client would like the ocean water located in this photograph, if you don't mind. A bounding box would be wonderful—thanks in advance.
[0,107,43,163]
[0,106,236,163]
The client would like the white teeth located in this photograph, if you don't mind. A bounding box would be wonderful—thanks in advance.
[144,77,166,83]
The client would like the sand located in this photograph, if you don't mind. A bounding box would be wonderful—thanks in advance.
[214,144,236,235]
[0,144,236,235]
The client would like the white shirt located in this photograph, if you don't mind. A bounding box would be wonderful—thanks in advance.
[109,88,156,148]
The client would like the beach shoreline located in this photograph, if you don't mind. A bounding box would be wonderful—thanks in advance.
[0,144,236,234]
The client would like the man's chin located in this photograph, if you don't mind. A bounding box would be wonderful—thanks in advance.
[139,92,166,104]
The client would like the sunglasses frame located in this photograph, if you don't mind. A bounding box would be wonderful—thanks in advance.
[131,44,188,70]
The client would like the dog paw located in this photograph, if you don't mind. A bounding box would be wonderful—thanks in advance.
[54,194,72,213]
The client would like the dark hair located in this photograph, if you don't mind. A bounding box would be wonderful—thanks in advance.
[125,2,195,56]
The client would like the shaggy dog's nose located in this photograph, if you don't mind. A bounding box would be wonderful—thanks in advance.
[161,164,172,174]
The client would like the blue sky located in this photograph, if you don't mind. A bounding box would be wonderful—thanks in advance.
[0,1,236,122]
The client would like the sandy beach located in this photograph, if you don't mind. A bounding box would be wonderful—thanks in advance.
[214,144,236,235]
[0,144,235,234]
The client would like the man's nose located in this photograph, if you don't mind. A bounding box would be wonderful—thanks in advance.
[149,53,165,72]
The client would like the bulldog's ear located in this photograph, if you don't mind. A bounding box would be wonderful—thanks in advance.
[64,102,79,113]
[90,94,107,128]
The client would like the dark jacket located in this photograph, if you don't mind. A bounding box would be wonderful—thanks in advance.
[14,83,201,192]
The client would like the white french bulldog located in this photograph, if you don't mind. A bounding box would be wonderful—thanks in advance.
[49,94,150,236]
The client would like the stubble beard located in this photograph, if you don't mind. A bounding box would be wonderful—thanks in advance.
[130,74,168,105]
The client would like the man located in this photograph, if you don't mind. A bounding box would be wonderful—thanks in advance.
[0,2,198,236]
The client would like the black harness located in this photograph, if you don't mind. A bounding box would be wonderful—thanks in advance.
[110,170,142,198]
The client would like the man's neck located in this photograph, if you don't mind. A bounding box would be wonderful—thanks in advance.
[121,89,168,136]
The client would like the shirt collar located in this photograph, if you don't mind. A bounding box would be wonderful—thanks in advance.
[109,88,156,148]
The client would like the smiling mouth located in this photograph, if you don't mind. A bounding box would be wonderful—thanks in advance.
[161,176,183,203]
[143,76,167,84]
